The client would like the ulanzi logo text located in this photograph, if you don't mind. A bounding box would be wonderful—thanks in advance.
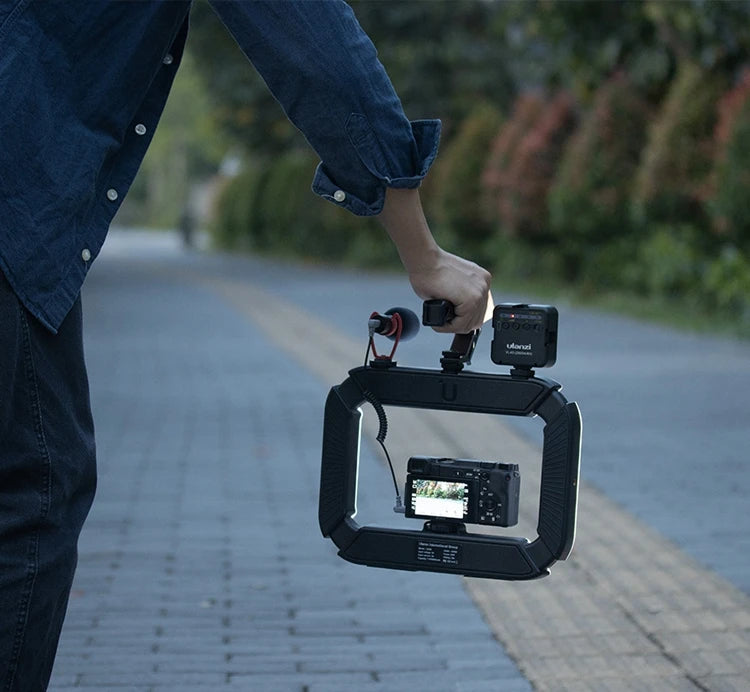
[506,342,532,351]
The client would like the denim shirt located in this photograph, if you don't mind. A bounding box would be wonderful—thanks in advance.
[0,0,440,333]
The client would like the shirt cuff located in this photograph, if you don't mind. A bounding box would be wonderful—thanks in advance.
[311,118,441,216]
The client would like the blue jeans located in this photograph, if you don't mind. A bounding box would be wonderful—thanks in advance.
[0,272,97,691]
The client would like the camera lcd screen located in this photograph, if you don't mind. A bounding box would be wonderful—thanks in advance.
[410,479,468,520]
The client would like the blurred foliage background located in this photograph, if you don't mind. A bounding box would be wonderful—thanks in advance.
[122,0,750,333]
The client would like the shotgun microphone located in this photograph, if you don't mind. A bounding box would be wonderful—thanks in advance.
[368,307,420,341]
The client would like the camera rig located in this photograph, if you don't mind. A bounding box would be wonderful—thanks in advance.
[319,302,582,581]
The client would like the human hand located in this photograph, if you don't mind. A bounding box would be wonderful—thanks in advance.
[407,247,493,334]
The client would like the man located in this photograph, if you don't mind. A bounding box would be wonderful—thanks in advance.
[0,2,492,689]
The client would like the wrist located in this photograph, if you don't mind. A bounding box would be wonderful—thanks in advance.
[378,187,440,273]
[399,227,441,275]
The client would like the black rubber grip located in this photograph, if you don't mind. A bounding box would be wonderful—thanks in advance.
[319,387,360,537]
[422,299,455,326]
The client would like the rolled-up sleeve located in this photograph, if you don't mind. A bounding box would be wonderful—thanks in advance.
[208,0,441,216]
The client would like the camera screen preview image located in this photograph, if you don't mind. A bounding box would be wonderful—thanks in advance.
[409,478,469,521]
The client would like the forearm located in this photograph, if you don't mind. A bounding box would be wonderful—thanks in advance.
[377,188,439,273]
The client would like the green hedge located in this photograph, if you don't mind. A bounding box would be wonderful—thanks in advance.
[430,103,503,266]
[548,73,651,281]
[256,149,324,256]
[211,149,391,266]
[632,62,725,229]
[704,246,750,314]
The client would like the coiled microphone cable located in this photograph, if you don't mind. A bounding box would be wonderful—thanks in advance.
[362,389,404,514]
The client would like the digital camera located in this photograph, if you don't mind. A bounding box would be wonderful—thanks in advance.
[405,456,520,528]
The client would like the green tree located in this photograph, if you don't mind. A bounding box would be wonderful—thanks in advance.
[644,0,750,74]
[495,1,667,99]
[496,0,749,101]
[349,1,516,132]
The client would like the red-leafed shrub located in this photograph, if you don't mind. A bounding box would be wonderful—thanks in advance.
[714,70,750,151]
[710,69,750,252]
[480,93,545,231]
[485,92,577,241]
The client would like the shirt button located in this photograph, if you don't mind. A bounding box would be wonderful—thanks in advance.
[333,190,346,203]
[106,188,118,201]
[163,53,174,65]
[135,123,147,136]
[81,248,92,262]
